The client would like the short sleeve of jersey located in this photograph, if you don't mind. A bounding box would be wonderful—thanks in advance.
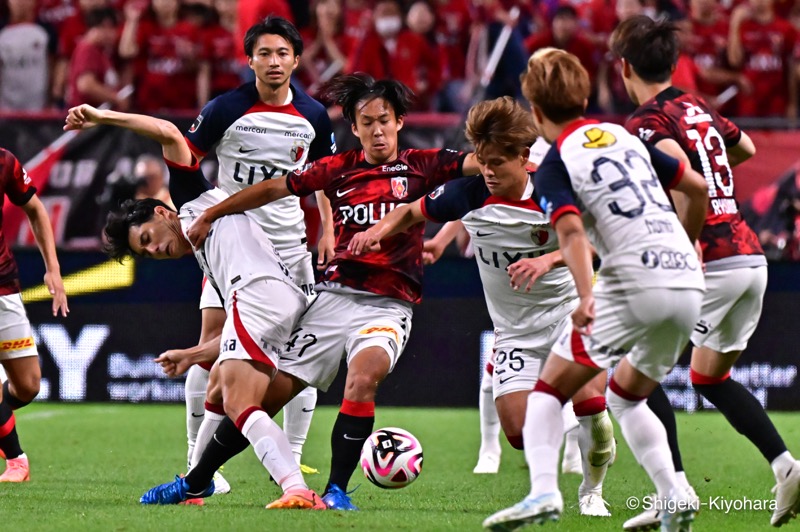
[710,108,742,147]
[184,98,225,156]
[643,142,685,190]
[285,156,335,197]
[0,150,35,206]
[625,110,675,146]
[167,158,212,209]
[421,175,488,222]
[309,110,336,162]
[534,148,580,225]
[407,149,466,190]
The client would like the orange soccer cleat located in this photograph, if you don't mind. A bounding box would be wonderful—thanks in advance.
[0,455,30,482]
[179,498,205,506]
[265,488,326,510]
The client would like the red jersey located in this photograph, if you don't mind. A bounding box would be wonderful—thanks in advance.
[736,16,795,116]
[201,23,240,98]
[57,12,87,59]
[66,39,118,108]
[524,31,598,80]
[286,148,465,303]
[626,87,764,267]
[134,19,201,112]
[433,0,473,80]
[687,16,730,96]
[0,149,36,295]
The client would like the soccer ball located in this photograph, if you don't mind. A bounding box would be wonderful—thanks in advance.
[360,427,423,489]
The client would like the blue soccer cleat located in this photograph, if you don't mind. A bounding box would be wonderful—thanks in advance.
[140,475,215,505]
[321,484,359,511]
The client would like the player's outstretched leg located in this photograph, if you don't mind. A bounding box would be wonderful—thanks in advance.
[474,364,502,474]
[283,386,319,474]
[691,368,800,526]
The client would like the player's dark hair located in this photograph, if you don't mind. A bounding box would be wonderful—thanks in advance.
[243,16,304,57]
[466,96,538,158]
[103,198,171,262]
[610,15,678,83]
[320,73,415,122]
[85,6,118,29]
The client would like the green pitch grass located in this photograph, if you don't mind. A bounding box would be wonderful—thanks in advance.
[2,404,798,531]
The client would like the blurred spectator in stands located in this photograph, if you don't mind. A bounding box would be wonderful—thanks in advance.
[343,0,372,44]
[525,6,599,83]
[37,0,78,32]
[728,0,796,117]
[0,0,57,112]
[66,7,126,109]
[52,0,109,108]
[348,0,441,109]
[133,154,173,207]
[299,0,352,96]
[195,0,240,99]
[596,0,646,114]
[430,0,472,112]
[119,0,208,112]
[751,165,800,260]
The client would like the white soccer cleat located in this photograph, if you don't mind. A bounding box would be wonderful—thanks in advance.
[660,488,698,532]
[473,453,501,474]
[213,470,231,495]
[579,493,611,517]
[771,459,800,527]
[483,492,563,531]
[623,505,661,532]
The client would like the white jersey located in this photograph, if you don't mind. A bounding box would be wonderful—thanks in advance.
[185,83,336,249]
[0,23,52,111]
[422,174,577,349]
[178,188,300,306]
[535,119,705,293]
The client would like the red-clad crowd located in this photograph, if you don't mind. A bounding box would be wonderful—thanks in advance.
[0,0,798,117]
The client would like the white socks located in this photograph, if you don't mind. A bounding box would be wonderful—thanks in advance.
[242,409,306,493]
[190,410,225,470]
[184,364,210,468]
[576,410,614,497]
[524,392,564,497]
[606,386,677,498]
[478,368,502,457]
[282,386,318,464]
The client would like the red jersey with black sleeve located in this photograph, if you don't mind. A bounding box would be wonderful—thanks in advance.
[0,149,36,295]
[286,148,466,303]
[625,87,765,270]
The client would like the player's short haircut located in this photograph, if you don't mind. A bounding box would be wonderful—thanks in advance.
[521,49,590,124]
[320,73,415,123]
[103,198,172,262]
[244,16,304,57]
[465,96,537,158]
[85,6,118,28]
[610,15,678,83]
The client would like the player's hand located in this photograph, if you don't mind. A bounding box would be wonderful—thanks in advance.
[572,295,595,335]
[317,231,335,270]
[694,240,706,273]
[422,238,445,265]
[507,256,554,292]
[348,230,381,256]
[154,349,193,377]
[44,271,69,317]
[63,104,103,131]
[187,213,212,248]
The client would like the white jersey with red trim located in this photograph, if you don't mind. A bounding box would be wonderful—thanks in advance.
[185,82,336,248]
[534,119,704,293]
[422,174,576,348]
[178,187,301,306]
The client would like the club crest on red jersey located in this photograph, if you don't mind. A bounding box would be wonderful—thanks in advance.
[291,143,305,163]
[391,177,408,199]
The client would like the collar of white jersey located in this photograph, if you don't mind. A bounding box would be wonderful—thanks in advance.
[521,175,534,201]
[284,87,294,105]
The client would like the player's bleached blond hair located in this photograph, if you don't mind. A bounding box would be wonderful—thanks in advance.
[465,96,538,158]
[521,48,590,124]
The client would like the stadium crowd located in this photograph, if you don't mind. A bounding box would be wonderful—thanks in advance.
[0,0,798,117]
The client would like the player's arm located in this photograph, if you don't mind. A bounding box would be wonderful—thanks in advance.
[154,335,220,377]
[186,177,293,247]
[554,213,594,333]
[316,190,335,269]
[726,130,756,167]
[348,199,426,256]
[64,105,191,166]
[507,249,565,292]
[423,220,464,265]
[21,195,68,317]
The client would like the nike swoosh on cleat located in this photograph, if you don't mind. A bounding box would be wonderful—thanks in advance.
[343,434,366,441]
[336,188,356,197]
[191,413,204,418]
[301,407,315,413]
[238,147,258,153]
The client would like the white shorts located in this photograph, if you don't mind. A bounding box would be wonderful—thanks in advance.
[552,288,703,382]
[492,316,570,400]
[279,290,413,392]
[217,279,307,369]
[690,266,766,353]
[199,243,315,309]
[0,293,37,361]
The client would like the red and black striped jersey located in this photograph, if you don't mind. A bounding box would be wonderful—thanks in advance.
[287,148,465,303]
[0,149,36,294]
[626,87,765,268]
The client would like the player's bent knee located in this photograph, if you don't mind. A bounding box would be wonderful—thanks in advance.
[505,433,524,450]
[12,376,40,404]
